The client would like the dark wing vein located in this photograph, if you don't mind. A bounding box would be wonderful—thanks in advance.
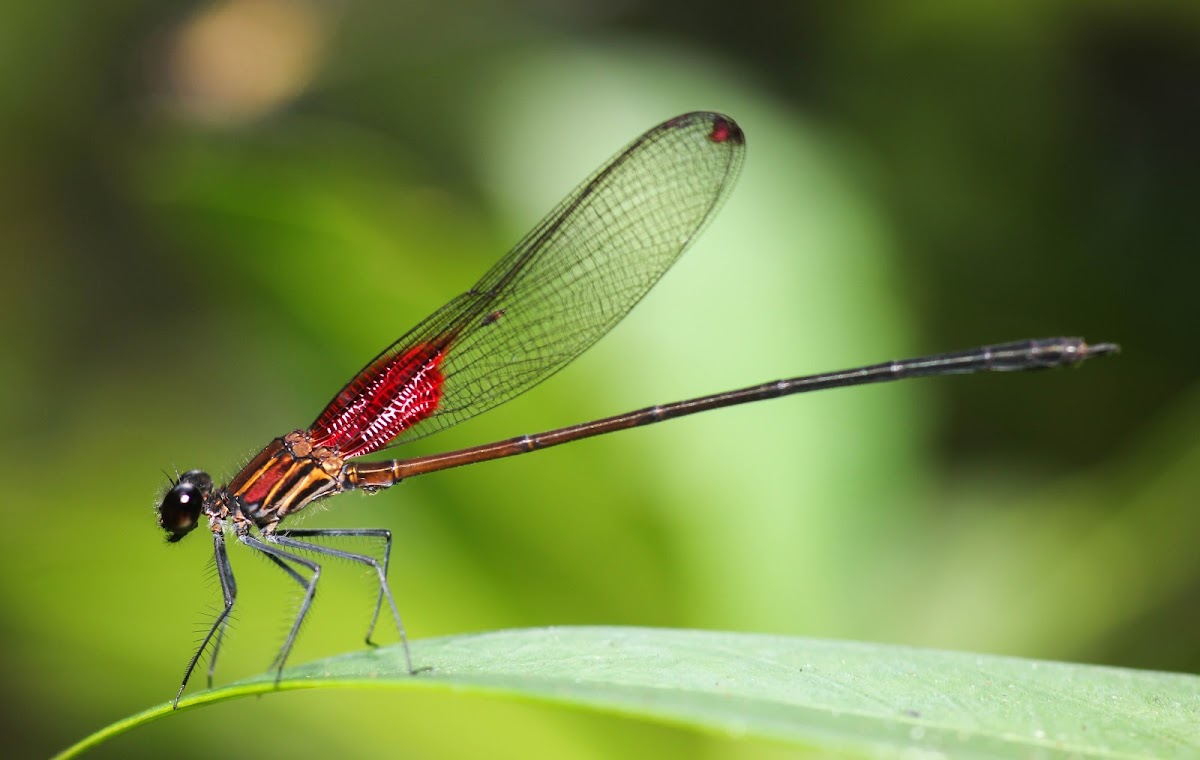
[315,111,745,451]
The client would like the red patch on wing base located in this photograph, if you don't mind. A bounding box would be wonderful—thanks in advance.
[309,343,446,459]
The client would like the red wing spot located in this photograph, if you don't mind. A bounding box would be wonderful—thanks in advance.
[708,118,744,145]
[309,343,447,459]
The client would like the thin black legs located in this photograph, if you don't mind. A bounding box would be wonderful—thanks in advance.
[239,532,321,680]
[174,531,236,708]
[274,528,402,648]
[172,525,410,708]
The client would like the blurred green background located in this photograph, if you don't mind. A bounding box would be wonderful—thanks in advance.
[2,1,1197,757]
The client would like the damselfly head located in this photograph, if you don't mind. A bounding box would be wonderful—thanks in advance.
[158,469,213,542]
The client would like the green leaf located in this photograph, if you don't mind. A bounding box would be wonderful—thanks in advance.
[58,627,1199,759]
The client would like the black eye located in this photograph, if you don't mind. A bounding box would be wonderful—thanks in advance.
[158,471,210,542]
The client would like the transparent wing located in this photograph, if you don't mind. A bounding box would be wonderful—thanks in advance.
[310,112,746,458]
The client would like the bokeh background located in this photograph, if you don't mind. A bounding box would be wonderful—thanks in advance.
[3,1,1197,757]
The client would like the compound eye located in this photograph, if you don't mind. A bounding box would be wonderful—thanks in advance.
[158,481,204,542]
